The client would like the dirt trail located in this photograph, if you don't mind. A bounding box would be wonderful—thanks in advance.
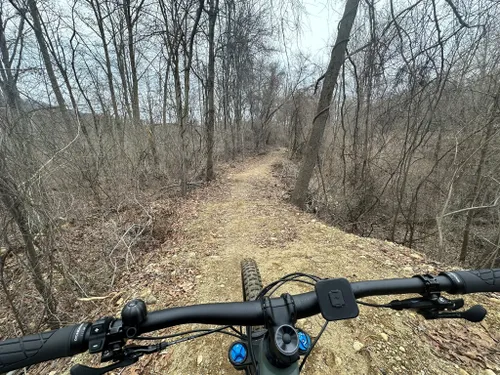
[131,150,499,375]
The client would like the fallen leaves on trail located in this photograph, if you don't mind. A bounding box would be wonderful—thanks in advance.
[254,224,298,248]
[407,319,500,372]
[122,354,154,375]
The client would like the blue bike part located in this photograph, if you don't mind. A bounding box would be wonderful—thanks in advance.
[229,342,247,365]
[297,331,311,352]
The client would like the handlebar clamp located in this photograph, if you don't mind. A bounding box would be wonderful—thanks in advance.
[261,293,297,327]
[414,274,440,296]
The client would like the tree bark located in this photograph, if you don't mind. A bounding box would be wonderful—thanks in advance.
[109,9,133,124]
[124,0,142,126]
[0,13,22,112]
[25,0,73,135]
[147,84,159,167]
[90,0,123,150]
[0,173,59,329]
[205,0,218,181]
[291,0,360,208]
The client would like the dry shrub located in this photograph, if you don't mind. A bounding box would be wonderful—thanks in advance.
[0,113,189,337]
[271,158,298,192]
[0,183,178,336]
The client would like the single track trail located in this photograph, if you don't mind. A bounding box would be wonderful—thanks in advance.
[154,150,500,375]
[96,150,499,375]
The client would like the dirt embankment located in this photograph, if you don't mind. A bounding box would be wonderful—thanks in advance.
[27,150,500,375]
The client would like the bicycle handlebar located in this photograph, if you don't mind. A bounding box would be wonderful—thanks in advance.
[0,324,89,374]
[444,269,500,294]
[1,269,498,373]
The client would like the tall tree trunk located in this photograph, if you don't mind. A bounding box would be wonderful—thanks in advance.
[181,70,190,195]
[291,0,360,208]
[26,0,73,135]
[147,86,159,167]
[161,57,171,129]
[0,14,22,112]
[124,0,141,126]
[91,0,123,151]
[222,90,230,158]
[47,29,96,155]
[223,0,234,159]
[0,173,59,329]
[182,0,204,193]
[172,62,187,195]
[235,89,242,155]
[0,12,28,152]
[205,0,218,181]
[290,94,303,159]
[112,19,133,124]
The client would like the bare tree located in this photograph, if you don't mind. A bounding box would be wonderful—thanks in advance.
[459,84,499,262]
[205,0,219,181]
[0,7,24,113]
[123,0,144,127]
[85,0,124,149]
[291,0,361,208]
[11,0,74,135]
[160,0,204,195]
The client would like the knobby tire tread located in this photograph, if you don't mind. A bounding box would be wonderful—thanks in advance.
[241,258,263,302]
[241,258,263,375]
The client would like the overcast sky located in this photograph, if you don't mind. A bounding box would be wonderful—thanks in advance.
[291,0,343,64]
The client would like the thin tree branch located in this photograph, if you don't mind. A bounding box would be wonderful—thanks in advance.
[443,0,470,28]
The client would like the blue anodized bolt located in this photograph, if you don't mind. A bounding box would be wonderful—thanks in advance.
[230,343,247,364]
[298,331,311,351]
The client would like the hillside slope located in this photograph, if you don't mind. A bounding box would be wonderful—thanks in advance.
[153,150,499,375]
[49,150,500,375]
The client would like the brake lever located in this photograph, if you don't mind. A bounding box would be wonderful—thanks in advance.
[389,294,487,322]
[70,343,167,375]
[418,305,487,322]
[70,357,138,375]
[390,295,464,311]
[124,343,168,355]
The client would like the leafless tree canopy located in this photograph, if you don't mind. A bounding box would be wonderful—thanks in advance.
[0,0,499,337]
[291,0,500,268]
[0,0,297,332]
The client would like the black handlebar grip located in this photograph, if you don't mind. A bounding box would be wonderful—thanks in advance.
[442,269,500,294]
[0,323,90,373]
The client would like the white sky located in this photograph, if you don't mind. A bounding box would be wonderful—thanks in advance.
[292,1,343,64]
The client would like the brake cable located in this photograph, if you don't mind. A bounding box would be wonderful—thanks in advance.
[358,294,486,322]
[70,325,244,375]
[136,325,243,340]
[298,321,329,372]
